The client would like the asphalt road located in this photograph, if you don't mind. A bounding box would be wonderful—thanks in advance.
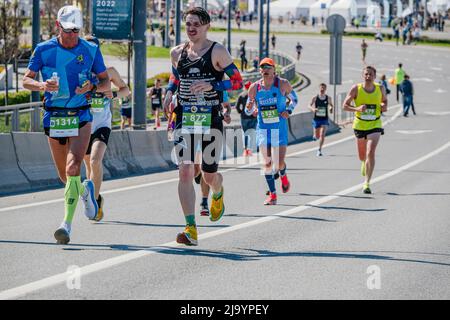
[0,35,449,300]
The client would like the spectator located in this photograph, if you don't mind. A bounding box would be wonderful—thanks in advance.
[393,23,400,46]
[379,74,390,95]
[239,40,248,71]
[271,34,276,50]
[375,30,383,42]
[252,56,259,70]
[413,27,421,44]
[395,63,406,102]
[295,42,303,60]
[400,74,415,116]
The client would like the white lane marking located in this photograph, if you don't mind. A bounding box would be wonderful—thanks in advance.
[396,130,432,135]
[1,129,448,300]
[430,67,443,71]
[425,111,450,116]
[0,106,402,213]
[413,78,433,82]
[434,88,447,93]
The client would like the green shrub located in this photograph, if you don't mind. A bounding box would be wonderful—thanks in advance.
[0,90,43,106]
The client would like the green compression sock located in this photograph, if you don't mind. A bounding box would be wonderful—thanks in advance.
[64,176,84,224]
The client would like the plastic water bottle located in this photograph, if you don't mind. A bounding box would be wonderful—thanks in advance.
[50,72,59,97]
[167,112,176,142]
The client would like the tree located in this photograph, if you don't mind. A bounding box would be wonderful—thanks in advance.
[43,0,67,37]
[0,0,23,101]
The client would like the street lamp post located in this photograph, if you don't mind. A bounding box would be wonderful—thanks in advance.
[227,0,231,54]
[265,0,270,57]
[175,0,181,45]
[165,0,170,47]
[258,0,264,60]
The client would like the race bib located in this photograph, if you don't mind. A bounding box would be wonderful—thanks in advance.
[360,104,377,120]
[182,105,212,134]
[316,106,327,117]
[152,98,160,105]
[49,116,79,137]
[261,105,279,124]
[90,93,105,113]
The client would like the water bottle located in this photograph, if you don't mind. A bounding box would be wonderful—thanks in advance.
[167,112,176,142]
[78,70,89,89]
[50,72,59,97]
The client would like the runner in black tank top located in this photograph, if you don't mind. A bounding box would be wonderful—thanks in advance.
[309,83,334,156]
[149,78,164,129]
[162,7,243,246]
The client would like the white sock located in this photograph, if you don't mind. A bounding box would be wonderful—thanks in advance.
[60,222,71,234]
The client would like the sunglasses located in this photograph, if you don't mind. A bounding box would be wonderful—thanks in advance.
[62,27,80,34]
[260,64,273,69]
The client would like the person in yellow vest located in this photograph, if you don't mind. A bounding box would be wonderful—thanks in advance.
[343,66,388,194]
[394,63,405,102]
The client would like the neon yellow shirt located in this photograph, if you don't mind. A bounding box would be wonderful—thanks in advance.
[353,83,383,131]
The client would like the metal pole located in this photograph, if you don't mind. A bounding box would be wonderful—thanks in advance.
[175,0,181,45]
[258,0,264,60]
[31,0,40,132]
[265,0,270,57]
[133,0,147,130]
[165,0,170,47]
[227,0,231,53]
[204,0,207,10]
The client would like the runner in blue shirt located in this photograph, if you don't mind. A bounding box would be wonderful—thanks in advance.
[246,57,298,205]
[23,5,112,244]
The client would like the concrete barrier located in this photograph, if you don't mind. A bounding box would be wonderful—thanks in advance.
[1,114,341,196]
[0,134,31,194]
[11,132,62,188]
[128,130,171,172]
[103,131,142,177]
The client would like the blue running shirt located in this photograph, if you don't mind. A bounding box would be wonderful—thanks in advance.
[255,77,287,130]
[28,37,107,108]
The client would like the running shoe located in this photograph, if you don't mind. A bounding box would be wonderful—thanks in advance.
[242,149,249,157]
[176,225,198,246]
[317,149,323,156]
[54,224,70,245]
[264,192,277,205]
[274,171,280,180]
[92,194,104,222]
[363,183,372,194]
[210,187,225,222]
[81,180,98,220]
[247,149,253,156]
[281,175,290,193]
[200,202,209,216]
[194,172,202,185]
[361,161,366,177]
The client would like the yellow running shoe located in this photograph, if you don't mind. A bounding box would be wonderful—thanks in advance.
[176,225,198,246]
[363,183,372,194]
[210,187,225,222]
[93,194,104,222]
[361,161,366,177]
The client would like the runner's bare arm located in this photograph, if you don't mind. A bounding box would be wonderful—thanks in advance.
[163,45,184,116]
[191,44,243,93]
[309,96,317,112]
[328,95,334,113]
[96,70,112,98]
[343,85,364,112]
[23,69,58,92]
[380,85,388,112]
[107,67,130,99]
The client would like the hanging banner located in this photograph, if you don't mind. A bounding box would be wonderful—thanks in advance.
[92,0,133,40]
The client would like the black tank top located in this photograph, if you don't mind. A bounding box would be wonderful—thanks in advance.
[151,87,162,107]
[176,42,224,127]
[314,94,329,120]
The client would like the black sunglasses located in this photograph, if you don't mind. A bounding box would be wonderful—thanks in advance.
[62,27,80,33]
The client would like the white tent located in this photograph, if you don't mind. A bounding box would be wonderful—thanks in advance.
[329,0,358,25]
[309,0,338,21]
[401,6,413,17]
[366,2,381,27]
[355,0,369,17]
[428,0,450,13]
[263,0,317,19]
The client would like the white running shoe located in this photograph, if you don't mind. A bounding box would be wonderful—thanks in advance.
[317,150,323,156]
[80,180,98,220]
[54,222,71,244]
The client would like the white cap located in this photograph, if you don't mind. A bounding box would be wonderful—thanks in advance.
[57,5,83,30]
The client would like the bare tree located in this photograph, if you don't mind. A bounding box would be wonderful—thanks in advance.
[43,0,68,37]
[0,0,23,100]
